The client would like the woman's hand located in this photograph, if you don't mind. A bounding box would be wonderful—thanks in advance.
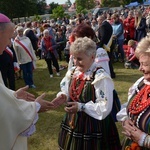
[15,86,35,101]
[122,119,147,145]
[51,94,67,108]
[65,102,78,113]
[36,93,55,112]
[122,119,136,138]
[130,126,145,144]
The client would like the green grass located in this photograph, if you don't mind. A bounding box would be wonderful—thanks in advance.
[16,59,142,150]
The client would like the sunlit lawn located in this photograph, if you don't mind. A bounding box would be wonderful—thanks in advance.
[16,59,142,150]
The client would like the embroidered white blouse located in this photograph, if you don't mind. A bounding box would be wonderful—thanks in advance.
[57,62,114,120]
[116,76,145,121]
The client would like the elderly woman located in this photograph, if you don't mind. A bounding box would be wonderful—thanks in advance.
[41,29,60,78]
[54,37,121,150]
[117,36,150,149]
[68,23,111,75]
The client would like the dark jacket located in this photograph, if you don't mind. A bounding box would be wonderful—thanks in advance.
[24,29,38,50]
[41,36,58,59]
[135,17,147,42]
[98,20,113,47]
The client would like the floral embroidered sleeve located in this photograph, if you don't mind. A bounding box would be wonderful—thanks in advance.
[82,69,114,120]
[58,67,114,120]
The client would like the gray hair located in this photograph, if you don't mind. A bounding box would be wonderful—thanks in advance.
[16,26,24,32]
[70,37,96,56]
[43,29,49,35]
[135,36,150,58]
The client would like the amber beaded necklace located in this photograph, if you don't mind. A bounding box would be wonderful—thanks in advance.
[129,85,150,114]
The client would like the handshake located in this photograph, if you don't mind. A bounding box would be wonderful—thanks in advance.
[51,94,67,108]
[37,94,67,112]
[14,86,67,113]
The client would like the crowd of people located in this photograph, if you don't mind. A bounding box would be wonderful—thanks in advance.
[5,5,149,85]
[0,4,150,150]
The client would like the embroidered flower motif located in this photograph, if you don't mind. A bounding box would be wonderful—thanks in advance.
[95,69,104,74]
[100,90,105,98]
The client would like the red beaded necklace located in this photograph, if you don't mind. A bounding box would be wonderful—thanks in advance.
[69,73,85,101]
[129,85,150,114]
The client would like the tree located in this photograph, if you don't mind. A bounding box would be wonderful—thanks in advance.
[102,0,120,7]
[37,0,47,15]
[75,0,95,14]
[65,0,72,7]
[86,0,95,9]
[0,0,28,19]
[0,0,47,19]
[48,2,59,14]
[52,5,65,19]
[122,0,132,5]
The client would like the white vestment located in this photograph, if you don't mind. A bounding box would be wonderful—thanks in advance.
[0,72,36,150]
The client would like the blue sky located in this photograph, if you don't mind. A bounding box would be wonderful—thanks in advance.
[46,0,75,4]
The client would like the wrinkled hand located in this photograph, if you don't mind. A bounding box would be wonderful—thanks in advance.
[36,93,55,112]
[130,126,144,143]
[65,102,78,113]
[15,86,35,101]
[122,119,136,138]
[51,94,67,108]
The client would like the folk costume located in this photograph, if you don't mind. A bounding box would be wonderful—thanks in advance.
[95,47,110,75]
[117,77,150,149]
[57,62,121,150]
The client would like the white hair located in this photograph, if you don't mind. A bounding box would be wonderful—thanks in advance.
[43,29,49,35]
[16,26,24,32]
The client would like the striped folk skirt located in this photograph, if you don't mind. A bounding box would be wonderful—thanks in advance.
[58,111,121,150]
